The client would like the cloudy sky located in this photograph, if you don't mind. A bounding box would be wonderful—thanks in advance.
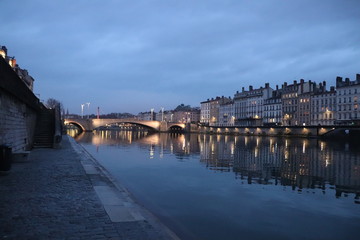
[1,0,359,114]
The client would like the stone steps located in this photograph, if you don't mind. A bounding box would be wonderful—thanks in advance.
[33,109,55,148]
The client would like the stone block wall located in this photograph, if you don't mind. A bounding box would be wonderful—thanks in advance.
[0,89,37,152]
[0,57,40,153]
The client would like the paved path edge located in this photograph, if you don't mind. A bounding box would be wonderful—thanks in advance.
[67,135,181,240]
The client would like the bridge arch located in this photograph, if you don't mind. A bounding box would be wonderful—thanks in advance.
[64,120,86,132]
[64,118,161,132]
[168,123,186,132]
[96,121,159,131]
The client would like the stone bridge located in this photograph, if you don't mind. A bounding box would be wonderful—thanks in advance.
[64,118,187,132]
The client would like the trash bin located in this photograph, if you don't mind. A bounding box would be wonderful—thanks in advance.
[0,145,12,171]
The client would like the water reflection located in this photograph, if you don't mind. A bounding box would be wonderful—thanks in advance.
[73,130,360,203]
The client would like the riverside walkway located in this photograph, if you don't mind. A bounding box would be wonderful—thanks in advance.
[0,136,179,240]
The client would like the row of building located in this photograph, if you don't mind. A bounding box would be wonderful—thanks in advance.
[137,106,201,123]
[0,45,35,91]
[201,74,360,126]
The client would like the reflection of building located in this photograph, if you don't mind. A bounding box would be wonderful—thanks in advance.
[197,134,360,198]
[234,83,273,126]
[79,130,360,199]
[199,134,234,172]
[335,75,360,125]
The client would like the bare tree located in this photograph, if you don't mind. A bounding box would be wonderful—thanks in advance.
[45,98,63,110]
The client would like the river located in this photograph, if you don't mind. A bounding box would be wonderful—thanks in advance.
[71,129,360,240]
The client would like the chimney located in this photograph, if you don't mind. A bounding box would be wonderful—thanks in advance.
[265,83,269,88]
[284,82,287,87]
[276,85,279,90]
[336,76,343,83]
[293,80,297,85]
[323,81,326,86]
[242,87,245,92]
[300,79,304,84]
[330,86,335,92]
[345,78,350,84]
[249,85,253,91]
[356,74,360,83]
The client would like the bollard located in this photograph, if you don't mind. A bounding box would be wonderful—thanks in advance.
[0,145,12,171]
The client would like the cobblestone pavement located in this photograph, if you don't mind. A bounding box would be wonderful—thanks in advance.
[0,136,179,240]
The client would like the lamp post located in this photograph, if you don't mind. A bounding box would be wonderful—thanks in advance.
[86,102,90,119]
[81,104,85,119]
[150,108,154,121]
[161,107,164,121]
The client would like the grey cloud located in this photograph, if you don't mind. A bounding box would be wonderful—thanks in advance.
[1,0,359,113]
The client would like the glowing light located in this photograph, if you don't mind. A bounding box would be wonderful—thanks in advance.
[302,140,307,153]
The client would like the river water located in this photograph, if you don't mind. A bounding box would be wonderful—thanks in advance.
[72,130,360,240]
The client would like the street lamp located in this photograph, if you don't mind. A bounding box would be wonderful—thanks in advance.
[162,107,165,121]
[150,108,154,121]
[86,102,90,118]
[81,104,85,119]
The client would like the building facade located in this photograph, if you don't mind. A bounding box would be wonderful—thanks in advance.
[173,108,200,123]
[263,89,282,126]
[200,99,211,125]
[335,75,360,125]
[311,86,336,126]
[219,100,235,126]
[0,45,34,91]
[281,80,316,126]
[234,83,273,126]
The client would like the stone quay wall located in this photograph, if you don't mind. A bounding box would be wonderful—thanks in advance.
[0,57,41,152]
[197,125,335,138]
